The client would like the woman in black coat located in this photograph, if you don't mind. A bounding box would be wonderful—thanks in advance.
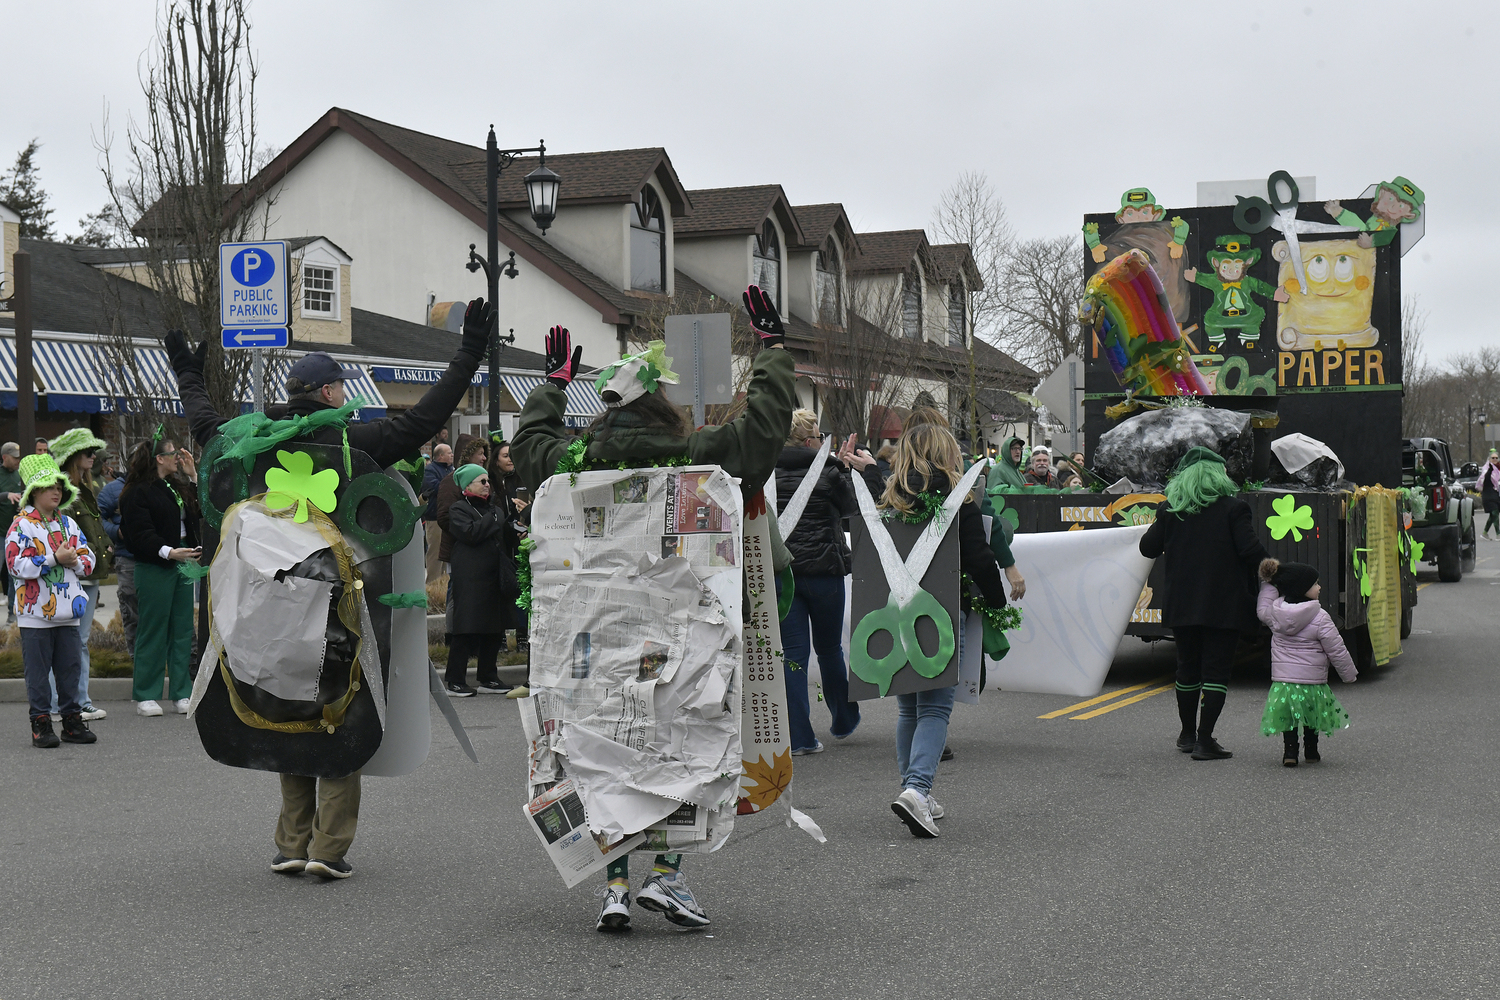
[1138,447,1269,761]
[443,464,517,696]
[119,435,202,715]
[773,411,862,752]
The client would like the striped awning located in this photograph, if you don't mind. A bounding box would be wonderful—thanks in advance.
[497,374,605,428]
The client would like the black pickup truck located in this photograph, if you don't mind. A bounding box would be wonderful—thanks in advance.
[1401,437,1477,582]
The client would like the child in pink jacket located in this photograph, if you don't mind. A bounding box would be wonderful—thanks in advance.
[1256,559,1358,767]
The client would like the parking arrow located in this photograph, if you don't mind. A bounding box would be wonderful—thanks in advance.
[234,330,281,344]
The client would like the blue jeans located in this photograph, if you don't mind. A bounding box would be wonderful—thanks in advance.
[49,581,98,713]
[896,684,956,794]
[777,573,860,748]
[25,626,83,719]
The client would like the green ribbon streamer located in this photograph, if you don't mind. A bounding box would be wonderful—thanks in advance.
[377,591,428,609]
[177,561,211,581]
[217,396,367,474]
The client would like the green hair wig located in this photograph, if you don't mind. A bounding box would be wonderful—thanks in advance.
[1164,455,1239,516]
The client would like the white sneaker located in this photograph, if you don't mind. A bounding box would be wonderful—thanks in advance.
[595,882,631,932]
[81,706,107,721]
[892,788,939,838]
[637,869,710,927]
[927,793,946,821]
[175,698,191,715]
[136,700,164,717]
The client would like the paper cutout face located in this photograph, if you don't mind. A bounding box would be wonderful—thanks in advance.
[1273,238,1378,349]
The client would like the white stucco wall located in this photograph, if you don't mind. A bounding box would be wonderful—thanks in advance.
[676,234,752,305]
[508,202,628,291]
[786,248,816,324]
[255,130,622,366]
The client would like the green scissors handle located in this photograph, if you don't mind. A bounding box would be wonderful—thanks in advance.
[851,587,956,696]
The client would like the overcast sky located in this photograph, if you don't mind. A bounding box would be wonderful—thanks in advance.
[4,0,1494,364]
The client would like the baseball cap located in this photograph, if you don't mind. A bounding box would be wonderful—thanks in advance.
[286,352,361,391]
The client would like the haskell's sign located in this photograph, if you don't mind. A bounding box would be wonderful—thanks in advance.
[370,365,487,387]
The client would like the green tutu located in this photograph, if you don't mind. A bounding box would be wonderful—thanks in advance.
[1260,682,1350,736]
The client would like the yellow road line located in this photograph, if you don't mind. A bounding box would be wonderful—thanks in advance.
[1037,675,1171,719]
[1417,582,1431,591]
[1070,682,1175,720]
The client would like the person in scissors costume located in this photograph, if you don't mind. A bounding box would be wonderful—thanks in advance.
[512,284,794,932]
[856,422,1011,839]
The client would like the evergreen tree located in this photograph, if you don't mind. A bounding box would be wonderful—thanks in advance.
[0,140,57,240]
[66,202,128,247]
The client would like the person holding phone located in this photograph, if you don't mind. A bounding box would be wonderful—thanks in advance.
[120,431,202,717]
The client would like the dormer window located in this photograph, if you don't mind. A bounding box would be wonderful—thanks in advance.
[948,279,967,347]
[902,268,922,339]
[630,186,666,292]
[816,239,842,324]
[302,264,337,319]
[752,220,781,306]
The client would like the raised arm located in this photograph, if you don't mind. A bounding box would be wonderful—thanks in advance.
[511,325,583,494]
[165,331,228,446]
[685,347,795,490]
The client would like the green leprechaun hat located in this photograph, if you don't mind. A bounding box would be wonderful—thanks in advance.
[1380,176,1424,216]
[18,453,77,510]
[1206,233,1260,267]
[1115,187,1166,221]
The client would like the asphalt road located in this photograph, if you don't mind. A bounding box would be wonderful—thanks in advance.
[6,552,1499,1000]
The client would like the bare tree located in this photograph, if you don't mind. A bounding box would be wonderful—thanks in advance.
[815,278,924,446]
[627,282,760,426]
[930,171,1012,347]
[96,0,273,421]
[998,234,1085,373]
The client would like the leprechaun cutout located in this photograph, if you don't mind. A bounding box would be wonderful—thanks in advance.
[1083,188,1190,264]
[1324,176,1424,249]
[1183,234,1289,351]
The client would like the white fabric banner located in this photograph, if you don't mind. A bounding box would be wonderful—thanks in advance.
[987,524,1154,697]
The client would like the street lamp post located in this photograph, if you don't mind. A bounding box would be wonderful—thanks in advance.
[465,126,562,434]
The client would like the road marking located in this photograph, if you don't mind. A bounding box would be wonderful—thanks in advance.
[1417,582,1431,591]
[1071,683,1176,720]
[1037,675,1171,719]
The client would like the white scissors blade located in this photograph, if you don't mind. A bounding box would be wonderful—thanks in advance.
[778,434,833,537]
[850,469,922,605]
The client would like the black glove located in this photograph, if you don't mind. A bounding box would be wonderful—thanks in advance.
[164,329,205,377]
[460,297,493,358]
[742,285,785,348]
[545,326,583,388]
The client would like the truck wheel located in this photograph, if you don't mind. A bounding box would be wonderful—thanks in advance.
[1400,605,1413,640]
[1438,532,1463,582]
[1462,522,1478,574]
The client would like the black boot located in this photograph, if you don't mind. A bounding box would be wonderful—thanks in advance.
[1282,730,1299,767]
[1192,688,1232,760]
[31,715,59,749]
[1303,727,1320,763]
[60,714,97,745]
[1175,687,1198,752]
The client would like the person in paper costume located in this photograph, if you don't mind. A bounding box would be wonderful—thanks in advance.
[512,284,794,932]
[164,298,492,880]
[1138,447,1269,762]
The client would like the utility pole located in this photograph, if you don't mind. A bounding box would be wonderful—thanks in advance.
[13,251,34,448]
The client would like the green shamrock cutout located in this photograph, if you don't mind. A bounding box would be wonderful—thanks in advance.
[1409,539,1424,575]
[1266,494,1314,542]
[637,361,662,394]
[264,450,339,523]
[1351,549,1371,599]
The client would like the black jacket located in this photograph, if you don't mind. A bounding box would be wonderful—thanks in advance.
[774,446,857,577]
[861,466,1007,608]
[446,495,516,635]
[120,477,201,568]
[1138,495,1269,630]
[176,348,482,468]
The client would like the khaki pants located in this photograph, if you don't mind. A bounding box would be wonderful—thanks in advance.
[275,772,362,862]
[424,521,445,583]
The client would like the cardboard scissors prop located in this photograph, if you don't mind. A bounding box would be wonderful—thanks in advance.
[1233,170,1356,295]
[849,461,987,695]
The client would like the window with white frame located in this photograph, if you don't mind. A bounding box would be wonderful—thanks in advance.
[303,264,336,318]
[948,280,967,347]
[816,239,842,324]
[752,220,781,306]
[630,186,666,292]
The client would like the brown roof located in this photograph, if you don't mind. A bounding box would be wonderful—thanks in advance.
[129,183,244,239]
[447,148,691,214]
[224,108,695,326]
[674,185,804,244]
[790,203,860,255]
[849,229,930,274]
[927,243,984,290]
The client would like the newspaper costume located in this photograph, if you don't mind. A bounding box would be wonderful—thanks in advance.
[512,300,818,914]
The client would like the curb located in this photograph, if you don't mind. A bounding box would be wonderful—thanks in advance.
[0,665,529,703]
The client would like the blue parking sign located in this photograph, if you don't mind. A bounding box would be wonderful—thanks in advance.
[220,240,290,348]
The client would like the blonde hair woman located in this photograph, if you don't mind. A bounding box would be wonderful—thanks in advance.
[858,422,1016,838]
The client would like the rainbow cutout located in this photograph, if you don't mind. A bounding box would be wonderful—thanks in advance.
[1080,249,1211,397]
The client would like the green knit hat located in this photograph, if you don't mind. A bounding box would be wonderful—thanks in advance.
[1173,446,1226,474]
[454,464,487,492]
[49,427,108,469]
[18,453,77,510]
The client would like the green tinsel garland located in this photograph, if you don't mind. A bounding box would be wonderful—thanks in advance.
[884,490,947,524]
[515,536,536,617]
[962,572,1023,633]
